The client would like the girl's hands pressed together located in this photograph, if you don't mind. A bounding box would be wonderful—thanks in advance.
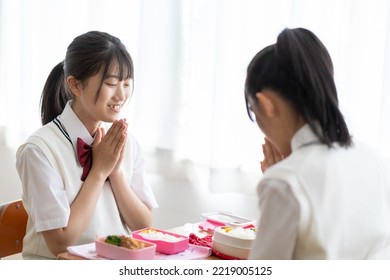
[91,119,128,180]
[109,119,128,178]
[260,138,284,173]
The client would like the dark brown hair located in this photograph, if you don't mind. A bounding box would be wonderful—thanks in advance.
[40,31,134,125]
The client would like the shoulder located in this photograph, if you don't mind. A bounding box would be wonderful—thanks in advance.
[17,121,72,162]
[352,139,385,158]
[26,122,61,142]
[350,139,390,173]
[17,123,55,153]
[261,156,301,184]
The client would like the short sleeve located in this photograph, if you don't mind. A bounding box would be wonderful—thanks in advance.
[16,144,70,232]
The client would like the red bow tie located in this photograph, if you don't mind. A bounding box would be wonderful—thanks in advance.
[77,138,92,181]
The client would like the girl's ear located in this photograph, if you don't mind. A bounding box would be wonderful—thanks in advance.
[66,76,82,96]
[256,92,277,118]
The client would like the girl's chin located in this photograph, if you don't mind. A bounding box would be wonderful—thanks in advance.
[105,111,122,121]
[103,116,120,123]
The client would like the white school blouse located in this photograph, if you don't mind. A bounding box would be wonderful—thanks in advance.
[16,101,158,259]
[249,124,390,260]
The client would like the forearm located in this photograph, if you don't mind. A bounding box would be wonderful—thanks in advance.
[42,170,107,256]
[109,171,152,230]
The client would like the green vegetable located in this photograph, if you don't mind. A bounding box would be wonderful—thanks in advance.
[105,235,122,246]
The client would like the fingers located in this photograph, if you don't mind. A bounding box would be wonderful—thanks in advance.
[94,127,102,144]
[260,160,267,173]
[104,119,128,147]
[262,139,276,166]
[265,138,283,163]
[261,138,284,172]
[92,119,127,158]
[272,144,283,162]
[113,129,127,154]
[100,127,106,139]
[92,127,104,148]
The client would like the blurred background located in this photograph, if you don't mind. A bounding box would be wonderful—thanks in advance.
[1,0,390,229]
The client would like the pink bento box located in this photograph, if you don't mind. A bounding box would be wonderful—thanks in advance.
[132,228,189,255]
[95,236,156,260]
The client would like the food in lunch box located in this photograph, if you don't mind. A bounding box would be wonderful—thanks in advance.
[212,226,256,259]
[216,226,256,239]
[105,235,145,250]
[138,228,186,242]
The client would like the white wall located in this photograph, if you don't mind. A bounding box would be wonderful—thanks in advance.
[0,127,22,205]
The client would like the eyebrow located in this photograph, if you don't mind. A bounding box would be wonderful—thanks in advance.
[105,74,131,81]
[105,74,120,79]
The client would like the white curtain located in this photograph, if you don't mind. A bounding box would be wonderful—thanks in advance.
[1,0,390,192]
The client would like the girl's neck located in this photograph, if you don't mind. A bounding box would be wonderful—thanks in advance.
[273,114,306,158]
[84,121,101,138]
[71,101,101,137]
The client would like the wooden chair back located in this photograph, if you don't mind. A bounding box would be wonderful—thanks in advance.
[0,199,28,258]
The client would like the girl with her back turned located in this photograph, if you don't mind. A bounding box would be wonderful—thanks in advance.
[16,31,158,259]
[245,27,390,259]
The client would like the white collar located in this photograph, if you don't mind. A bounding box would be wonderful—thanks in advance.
[57,101,97,148]
[291,123,322,152]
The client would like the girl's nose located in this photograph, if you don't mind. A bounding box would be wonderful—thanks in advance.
[115,85,126,101]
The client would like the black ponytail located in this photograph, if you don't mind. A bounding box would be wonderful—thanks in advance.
[40,61,72,125]
[245,28,352,147]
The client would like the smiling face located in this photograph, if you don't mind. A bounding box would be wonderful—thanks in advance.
[68,63,132,135]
